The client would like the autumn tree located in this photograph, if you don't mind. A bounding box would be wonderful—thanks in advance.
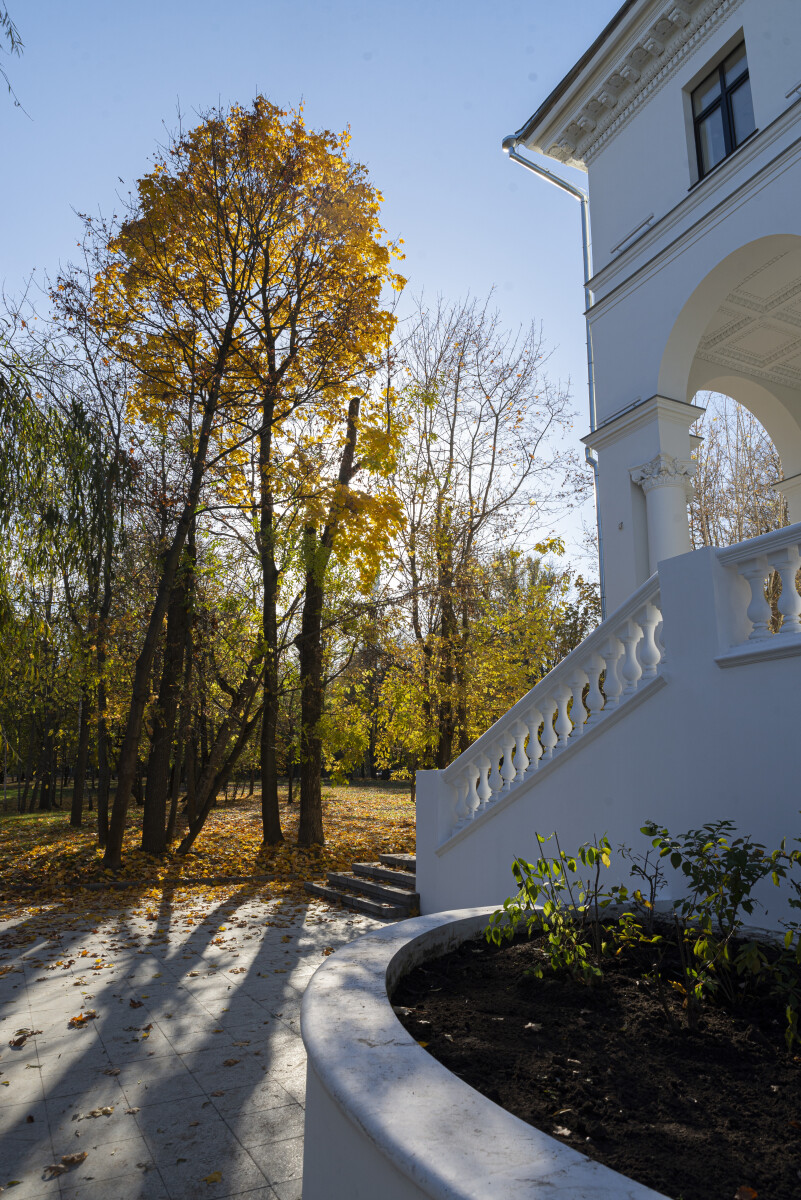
[88,99,402,866]
[386,294,583,768]
[689,392,787,547]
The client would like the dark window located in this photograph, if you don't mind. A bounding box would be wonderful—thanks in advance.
[692,42,756,178]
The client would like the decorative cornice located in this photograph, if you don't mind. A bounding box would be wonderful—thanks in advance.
[630,452,696,496]
[537,0,745,168]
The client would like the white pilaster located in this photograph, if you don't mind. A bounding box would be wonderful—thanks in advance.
[629,452,695,574]
[583,394,703,608]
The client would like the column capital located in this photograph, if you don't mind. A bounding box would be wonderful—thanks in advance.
[630,452,695,498]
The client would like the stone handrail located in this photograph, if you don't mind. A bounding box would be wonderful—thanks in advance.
[441,572,664,837]
[717,521,801,647]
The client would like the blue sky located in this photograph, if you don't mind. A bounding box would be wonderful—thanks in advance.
[1,0,622,555]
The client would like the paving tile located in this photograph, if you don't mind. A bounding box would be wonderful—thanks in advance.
[270,1180,303,1200]
[223,1101,305,1147]
[246,1134,304,1185]
[53,1130,155,1173]
[158,1141,268,1200]
[117,1057,205,1108]
[60,1168,170,1200]
[207,1079,297,1119]
[0,1098,49,1141]
[0,1064,46,1106]
[0,1137,62,1199]
[45,1084,134,1143]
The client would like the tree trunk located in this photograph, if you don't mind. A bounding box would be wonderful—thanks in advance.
[295,394,361,847]
[96,673,111,847]
[296,525,327,847]
[142,565,189,854]
[20,719,35,813]
[177,665,263,855]
[185,734,197,825]
[259,413,283,845]
[104,397,217,869]
[70,689,90,827]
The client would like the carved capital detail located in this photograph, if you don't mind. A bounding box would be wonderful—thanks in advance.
[630,453,696,497]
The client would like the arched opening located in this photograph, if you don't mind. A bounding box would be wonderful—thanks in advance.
[688,391,787,547]
[659,235,801,524]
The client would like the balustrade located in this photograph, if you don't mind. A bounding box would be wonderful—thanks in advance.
[718,525,801,648]
[442,576,665,837]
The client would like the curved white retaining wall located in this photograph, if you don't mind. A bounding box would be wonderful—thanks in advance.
[301,908,668,1200]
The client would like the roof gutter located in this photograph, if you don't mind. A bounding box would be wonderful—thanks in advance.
[502,135,606,618]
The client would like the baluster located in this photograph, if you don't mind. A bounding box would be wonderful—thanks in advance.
[569,668,588,738]
[512,721,529,780]
[655,616,666,666]
[637,603,662,677]
[475,753,493,814]
[524,705,543,774]
[488,742,504,795]
[553,684,573,751]
[771,546,801,636]
[453,773,470,823]
[540,697,559,761]
[584,652,605,727]
[463,762,481,822]
[740,555,772,641]
[620,618,643,696]
[499,731,517,791]
[601,636,624,708]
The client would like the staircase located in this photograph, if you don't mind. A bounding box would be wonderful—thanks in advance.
[305,853,418,920]
[416,529,801,918]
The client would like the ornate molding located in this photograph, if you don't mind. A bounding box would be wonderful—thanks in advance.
[542,0,746,168]
[630,452,696,497]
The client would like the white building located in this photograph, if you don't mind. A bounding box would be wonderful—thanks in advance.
[416,0,801,919]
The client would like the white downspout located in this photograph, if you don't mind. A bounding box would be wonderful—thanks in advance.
[502,135,606,619]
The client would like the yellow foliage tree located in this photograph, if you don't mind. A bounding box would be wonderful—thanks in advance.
[91,97,404,867]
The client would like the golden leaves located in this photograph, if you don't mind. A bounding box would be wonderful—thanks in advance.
[67,1010,98,1027]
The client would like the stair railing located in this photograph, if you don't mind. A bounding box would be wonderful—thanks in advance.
[441,573,665,837]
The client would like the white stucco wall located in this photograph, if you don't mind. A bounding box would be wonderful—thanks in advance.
[588,0,801,279]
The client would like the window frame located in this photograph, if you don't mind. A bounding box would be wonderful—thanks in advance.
[692,42,754,179]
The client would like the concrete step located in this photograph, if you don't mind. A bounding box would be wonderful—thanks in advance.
[304,881,408,921]
[379,852,417,872]
[326,872,419,909]
[352,861,417,890]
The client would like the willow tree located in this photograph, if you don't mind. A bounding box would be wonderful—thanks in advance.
[91,98,403,867]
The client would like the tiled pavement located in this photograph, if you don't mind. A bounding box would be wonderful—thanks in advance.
[0,892,381,1199]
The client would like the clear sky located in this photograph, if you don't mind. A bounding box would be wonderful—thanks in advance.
[1,0,622,558]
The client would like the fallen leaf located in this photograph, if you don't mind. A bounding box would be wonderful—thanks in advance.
[129,999,143,1009]
[103,1067,121,1076]
[203,1171,222,1184]
[222,1059,240,1067]
[68,1010,97,1028]
[9,1028,42,1048]
[210,1090,225,1097]
[734,1189,758,1200]
[125,1107,139,1115]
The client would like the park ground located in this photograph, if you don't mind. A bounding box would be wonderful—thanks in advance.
[0,783,414,1198]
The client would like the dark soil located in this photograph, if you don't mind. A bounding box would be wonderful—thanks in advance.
[391,928,801,1200]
